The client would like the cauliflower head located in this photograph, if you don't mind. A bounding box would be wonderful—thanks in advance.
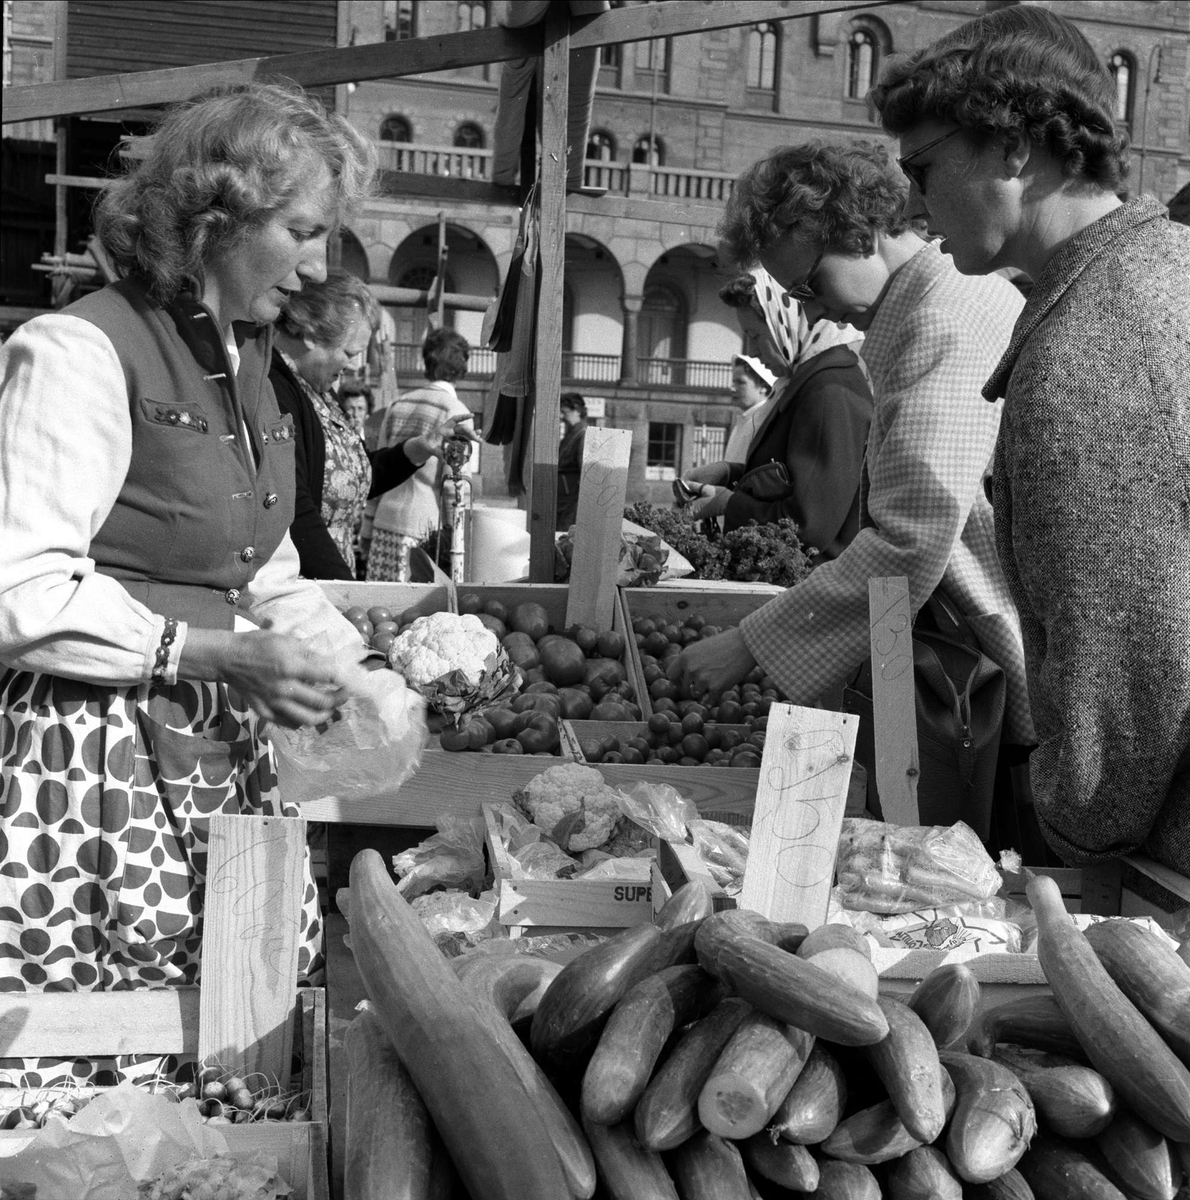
[518,763,624,852]
[388,612,499,689]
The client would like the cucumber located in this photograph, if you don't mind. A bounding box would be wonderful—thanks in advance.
[866,996,948,1143]
[768,1042,847,1144]
[1017,1131,1129,1199]
[740,1132,819,1191]
[695,917,887,1046]
[581,1115,680,1200]
[966,993,1085,1060]
[698,1011,814,1139]
[1095,1107,1180,1200]
[940,1050,1036,1184]
[994,1045,1116,1138]
[796,923,872,961]
[1084,919,1190,1063]
[907,963,980,1048]
[582,964,722,1125]
[963,1168,1035,1200]
[1028,873,1190,1143]
[531,922,662,1068]
[655,880,714,931]
[886,1145,963,1200]
[634,996,750,1152]
[821,1071,954,1166]
[810,1160,881,1199]
[668,1130,753,1200]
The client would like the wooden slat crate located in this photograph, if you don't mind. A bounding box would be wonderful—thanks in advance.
[482,803,655,936]
[0,987,329,1200]
[619,584,784,719]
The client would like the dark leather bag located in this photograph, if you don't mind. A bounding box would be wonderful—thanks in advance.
[734,459,791,503]
[842,589,1006,842]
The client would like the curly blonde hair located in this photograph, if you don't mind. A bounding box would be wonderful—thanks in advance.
[95,82,376,303]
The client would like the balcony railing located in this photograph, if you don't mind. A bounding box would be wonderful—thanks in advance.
[388,345,730,391]
[375,139,735,204]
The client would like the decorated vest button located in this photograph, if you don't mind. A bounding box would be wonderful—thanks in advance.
[225,588,241,604]
[240,547,256,563]
[264,493,279,508]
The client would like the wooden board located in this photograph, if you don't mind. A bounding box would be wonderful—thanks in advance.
[565,427,633,632]
[198,814,306,1082]
[868,576,920,826]
[738,704,858,929]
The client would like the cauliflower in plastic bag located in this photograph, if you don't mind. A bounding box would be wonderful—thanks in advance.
[139,1155,290,1200]
[393,816,486,899]
[387,611,519,721]
[514,763,625,852]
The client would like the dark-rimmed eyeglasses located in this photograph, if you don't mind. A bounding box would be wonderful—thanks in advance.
[898,127,964,197]
[785,243,826,302]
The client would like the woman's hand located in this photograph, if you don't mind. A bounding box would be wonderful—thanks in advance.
[667,627,756,699]
[683,460,733,487]
[405,415,480,466]
[179,628,350,728]
[686,484,732,521]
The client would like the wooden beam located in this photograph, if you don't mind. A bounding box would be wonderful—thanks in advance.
[868,576,920,827]
[529,4,569,581]
[3,1,897,125]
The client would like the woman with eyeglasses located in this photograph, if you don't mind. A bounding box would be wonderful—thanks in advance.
[669,140,1037,850]
[872,6,1190,878]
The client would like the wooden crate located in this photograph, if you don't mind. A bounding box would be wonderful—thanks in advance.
[0,987,329,1200]
[652,837,1190,1001]
[482,803,655,936]
[620,584,783,718]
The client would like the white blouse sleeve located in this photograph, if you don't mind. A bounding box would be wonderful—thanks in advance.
[0,315,180,685]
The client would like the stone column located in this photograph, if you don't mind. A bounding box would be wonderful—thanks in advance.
[621,294,643,383]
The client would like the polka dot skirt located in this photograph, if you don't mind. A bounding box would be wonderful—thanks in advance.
[0,669,323,1088]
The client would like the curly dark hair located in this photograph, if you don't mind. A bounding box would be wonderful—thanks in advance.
[717,275,758,309]
[870,6,1129,190]
[423,327,470,382]
[277,267,372,347]
[718,141,910,270]
[94,82,375,305]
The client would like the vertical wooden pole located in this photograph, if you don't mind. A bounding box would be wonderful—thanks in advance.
[739,704,858,929]
[868,576,920,826]
[528,4,569,580]
[565,426,632,631]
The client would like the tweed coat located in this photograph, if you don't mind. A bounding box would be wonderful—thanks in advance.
[741,242,1034,744]
[985,197,1190,875]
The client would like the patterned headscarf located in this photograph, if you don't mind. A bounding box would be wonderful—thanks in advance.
[750,266,863,369]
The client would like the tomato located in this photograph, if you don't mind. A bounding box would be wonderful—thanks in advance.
[439,727,471,751]
[370,629,397,654]
[681,733,710,761]
[486,706,519,739]
[366,606,393,627]
[557,688,594,720]
[467,719,494,749]
[483,599,508,622]
[589,702,628,721]
[458,592,483,614]
[512,693,563,718]
[492,737,524,754]
[717,700,745,724]
[596,630,625,659]
[602,751,624,763]
[621,748,644,765]
[342,606,367,624]
[579,738,604,763]
[525,681,559,695]
[516,713,559,754]
[647,713,673,735]
[680,712,705,735]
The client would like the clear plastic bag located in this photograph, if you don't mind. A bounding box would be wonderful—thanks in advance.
[688,818,750,894]
[614,781,698,843]
[392,816,486,899]
[271,648,427,806]
[835,818,1002,914]
[846,897,1021,954]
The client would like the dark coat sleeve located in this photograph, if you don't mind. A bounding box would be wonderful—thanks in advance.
[269,353,355,581]
[366,442,420,498]
[724,351,872,562]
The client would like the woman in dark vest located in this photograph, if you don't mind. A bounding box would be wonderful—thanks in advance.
[0,83,378,1087]
[555,391,588,530]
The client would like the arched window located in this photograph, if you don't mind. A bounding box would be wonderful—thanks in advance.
[586,130,616,162]
[458,1,487,32]
[633,135,664,167]
[640,283,686,385]
[1109,51,1135,123]
[747,23,778,91]
[380,115,412,143]
[453,123,485,149]
[847,27,877,100]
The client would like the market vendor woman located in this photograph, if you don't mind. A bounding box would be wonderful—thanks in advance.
[0,84,374,1081]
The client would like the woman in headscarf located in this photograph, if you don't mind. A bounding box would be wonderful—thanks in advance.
[681,270,873,561]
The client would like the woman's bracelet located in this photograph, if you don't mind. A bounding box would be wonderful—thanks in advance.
[151,617,179,687]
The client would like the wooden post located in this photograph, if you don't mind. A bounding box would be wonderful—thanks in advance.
[198,813,306,1081]
[868,576,920,827]
[739,703,858,929]
[528,3,569,580]
[565,426,632,632]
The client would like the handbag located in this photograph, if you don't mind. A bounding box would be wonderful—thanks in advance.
[842,588,1006,842]
[734,459,792,503]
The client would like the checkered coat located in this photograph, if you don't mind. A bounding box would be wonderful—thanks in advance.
[985,197,1190,875]
[741,242,1034,744]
